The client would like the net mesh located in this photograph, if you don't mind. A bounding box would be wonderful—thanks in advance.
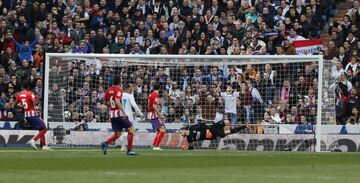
[45,55,333,151]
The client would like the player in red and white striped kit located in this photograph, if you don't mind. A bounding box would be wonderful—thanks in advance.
[101,76,137,155]
[148,83,166,150]
[15,82,51,150]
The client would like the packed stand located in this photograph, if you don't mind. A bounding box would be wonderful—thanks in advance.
[0,0,357,129]
[326,0,360,125]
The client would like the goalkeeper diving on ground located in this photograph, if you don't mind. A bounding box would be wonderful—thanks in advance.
[178,119,249,150]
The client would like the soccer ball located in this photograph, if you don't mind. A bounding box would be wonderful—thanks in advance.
[64,111,71,119]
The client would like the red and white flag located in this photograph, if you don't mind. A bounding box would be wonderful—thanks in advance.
[293,39,323,55]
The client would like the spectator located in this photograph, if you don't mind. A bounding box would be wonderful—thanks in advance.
[238,82,252,123]
[130,43,145,54]
[11,36,38,63]
[0,0,355,128]
[92,27,108,53]
[220,84,239,124]
[73,40,91,53]
[1,47,18,69]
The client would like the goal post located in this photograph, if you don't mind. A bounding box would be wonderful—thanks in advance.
[44,53,330,151]
[316,55,323,152]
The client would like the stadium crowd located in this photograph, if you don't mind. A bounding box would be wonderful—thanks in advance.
[0,0,359,129]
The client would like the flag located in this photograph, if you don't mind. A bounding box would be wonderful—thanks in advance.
[293,39,323,55]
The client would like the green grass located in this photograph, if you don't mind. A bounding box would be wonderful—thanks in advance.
[0,148,359,183]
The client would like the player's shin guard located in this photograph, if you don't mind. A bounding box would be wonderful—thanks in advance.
[127,132,134,151]
[33,129,46,142]
[154,131,165,147]
[106,134,119,144]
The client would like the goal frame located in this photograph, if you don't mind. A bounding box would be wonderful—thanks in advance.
[44,53,323,152]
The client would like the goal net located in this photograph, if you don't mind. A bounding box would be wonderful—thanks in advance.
[44,54,333,152]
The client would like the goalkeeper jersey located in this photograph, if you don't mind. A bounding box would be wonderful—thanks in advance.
[188,123,208,142]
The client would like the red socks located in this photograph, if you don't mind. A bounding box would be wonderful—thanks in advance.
[153,133,159,147]
[154,131,165,147]
[106,134,119,144]
[127,132,134,151]
[40,137,46,146]
[34,129,46,142]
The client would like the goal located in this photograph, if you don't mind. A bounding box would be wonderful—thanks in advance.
[44,54,333,152]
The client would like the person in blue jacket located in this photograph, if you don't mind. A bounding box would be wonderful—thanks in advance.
[295,116,314,134]
[11,36,38,62]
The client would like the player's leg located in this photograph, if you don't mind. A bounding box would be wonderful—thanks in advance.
[101,118,122,155]
[150,118,165,150]
[28,117,48,150]
[150,118,159,147]
[39,127,52,150]
[229,123,249,134]
[101,130,121,155]
[187,135,194,150]
[122,117,137,155]
[208,120,227,139]
[119,131,128,151]
[37,117,51,150]
[106,130,122,144]
[223,126,232,135]
[153,125,166,150]
[126,127,137,155]
[120,116,135,151]
[222,118,248,134]
[152,131,159,148]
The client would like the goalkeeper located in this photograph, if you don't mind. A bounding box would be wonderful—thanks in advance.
[178,119,248,150]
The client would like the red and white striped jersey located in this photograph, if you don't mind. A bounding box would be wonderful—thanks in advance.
[104,86,124,118]
[16,90,38,117]
[147,91,159,119]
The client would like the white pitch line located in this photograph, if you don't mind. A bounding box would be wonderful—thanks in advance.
[0,149,112,153]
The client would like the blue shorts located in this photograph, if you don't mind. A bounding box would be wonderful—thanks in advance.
[25,116,46,130]
[149,118,164,130]
[111,117,132,132]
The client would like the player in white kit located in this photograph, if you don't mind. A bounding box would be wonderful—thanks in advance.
[118,82,145,151]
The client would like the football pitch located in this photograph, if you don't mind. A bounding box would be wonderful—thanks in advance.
[0,148,359,183]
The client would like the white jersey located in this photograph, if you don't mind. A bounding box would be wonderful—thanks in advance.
[122,93,144,123]
[221,91,239,114]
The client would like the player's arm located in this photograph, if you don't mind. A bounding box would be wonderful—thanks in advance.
[152,102,160,116]
[14,95,24,108]
[129,95,145,118]
[15,95,20,105]
[115,97,127,117]
[178,127,193,150]
[31,93,39,106]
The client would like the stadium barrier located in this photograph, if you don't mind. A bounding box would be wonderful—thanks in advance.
[2,121,360,134]
[0,130,360,152]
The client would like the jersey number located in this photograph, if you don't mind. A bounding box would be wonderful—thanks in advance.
[110,96,116,108]
[21,99,28,109]
[122,99,127,109]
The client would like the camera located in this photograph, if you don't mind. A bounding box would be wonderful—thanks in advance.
[53,125,71,144]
